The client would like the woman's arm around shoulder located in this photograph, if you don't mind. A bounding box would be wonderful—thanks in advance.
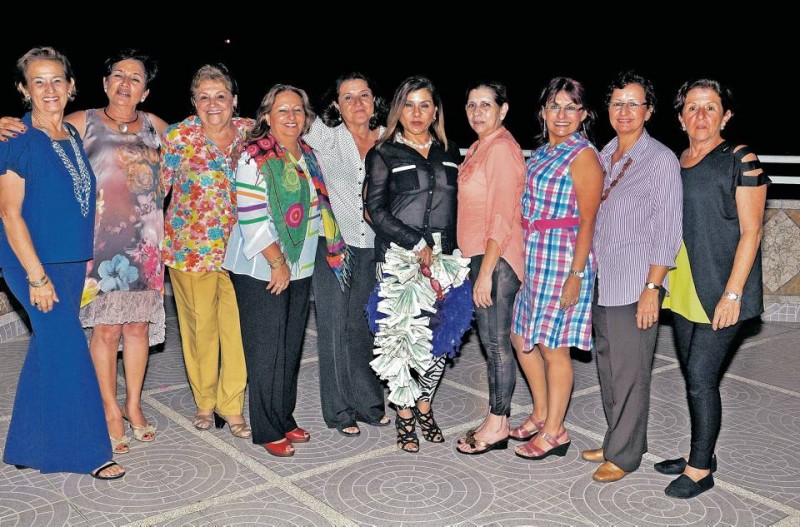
[64,110,88,138]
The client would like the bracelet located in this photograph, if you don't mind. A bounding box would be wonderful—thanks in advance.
[27,274,50,288]
[722,291,741,302]
[268,254,286,269]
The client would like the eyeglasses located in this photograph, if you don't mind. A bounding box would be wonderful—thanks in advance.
[545,104,583,115]
[610,101,648,111]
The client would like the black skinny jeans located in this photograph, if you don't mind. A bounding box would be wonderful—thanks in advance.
[672,313,744,470]
[469,255,521,417]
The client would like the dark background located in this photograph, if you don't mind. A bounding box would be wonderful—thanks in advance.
[2,35,797,198]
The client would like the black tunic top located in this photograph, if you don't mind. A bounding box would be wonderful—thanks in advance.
[363,139,461,263]
[681,142,769,321]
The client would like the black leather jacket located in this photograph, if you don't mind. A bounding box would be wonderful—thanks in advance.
[363,139,461,263]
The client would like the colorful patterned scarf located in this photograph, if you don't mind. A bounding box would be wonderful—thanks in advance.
[245,134,350,289]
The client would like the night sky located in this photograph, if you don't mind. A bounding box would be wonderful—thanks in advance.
[1,33,796,197]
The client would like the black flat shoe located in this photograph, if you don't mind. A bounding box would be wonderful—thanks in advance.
[456,436,509,455]
[665,473,714,498]
[336,424,361,437]
[654,455,717,475]
[90,461,126,480]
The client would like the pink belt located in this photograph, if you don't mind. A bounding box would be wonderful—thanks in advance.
[522,217,579,233]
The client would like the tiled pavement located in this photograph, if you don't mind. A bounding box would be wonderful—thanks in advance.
[1,295,799,526]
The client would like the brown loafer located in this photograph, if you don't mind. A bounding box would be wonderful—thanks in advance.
[581,447,604,463]
[593,461,628,482]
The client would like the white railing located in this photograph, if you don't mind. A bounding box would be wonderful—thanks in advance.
[459,151,800,185]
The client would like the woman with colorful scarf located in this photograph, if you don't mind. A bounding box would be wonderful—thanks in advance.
[223,84,349,458]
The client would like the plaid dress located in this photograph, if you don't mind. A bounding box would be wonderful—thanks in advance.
[512,133,596,351]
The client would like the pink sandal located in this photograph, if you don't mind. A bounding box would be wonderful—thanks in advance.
[509,415,545,441]
[514,429,570,460]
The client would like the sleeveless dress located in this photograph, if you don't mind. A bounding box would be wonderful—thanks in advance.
[512,133,597,351]
[78,108,165,346]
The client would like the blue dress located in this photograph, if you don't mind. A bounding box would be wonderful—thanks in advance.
[0,113,111,473]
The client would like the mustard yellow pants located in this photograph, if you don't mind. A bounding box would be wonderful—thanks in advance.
[168,268,247,415]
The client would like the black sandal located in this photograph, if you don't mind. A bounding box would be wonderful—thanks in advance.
[90,460,126,480]
[413,407,444,443]
[395,413,419,453]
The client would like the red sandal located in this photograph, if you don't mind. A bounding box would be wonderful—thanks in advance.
[263,438,295,457]
[285,427,310,443]
[509,414,545,441]
[514,429,570,460]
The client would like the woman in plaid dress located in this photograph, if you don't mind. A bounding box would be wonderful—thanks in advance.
[510,77,603,460]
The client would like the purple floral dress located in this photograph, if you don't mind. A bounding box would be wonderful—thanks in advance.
[79,109,165,345]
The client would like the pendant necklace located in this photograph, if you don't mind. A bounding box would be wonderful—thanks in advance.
[395,132,433,150]
[103,107,139,133]
[33,113,92,217]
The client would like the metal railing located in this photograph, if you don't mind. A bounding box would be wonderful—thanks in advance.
[459,151,800,185]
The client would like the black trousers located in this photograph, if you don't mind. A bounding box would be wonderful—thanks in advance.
[470,255,520,417]
[673,313,743,470]
[592,296,661,471]
[230,273,311,444]
[312,241,385,428]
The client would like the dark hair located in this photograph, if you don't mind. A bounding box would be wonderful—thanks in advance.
[604,70,656,112]
[673,78,736,114]
[319,72,387,130]
[103,49,158,86]
[15,46,76,108]
[379,75,449,150]
[190,63,239,115]
[465,80,509,107]
[249,84,315,141]
[535,76,595,146]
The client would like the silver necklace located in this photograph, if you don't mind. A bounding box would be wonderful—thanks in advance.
[103,107,139,133]
[395,132,433,150]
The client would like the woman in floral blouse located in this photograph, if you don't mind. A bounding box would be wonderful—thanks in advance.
[161,64,254,438]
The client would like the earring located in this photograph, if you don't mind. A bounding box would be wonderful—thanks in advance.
[581,122,587,136]
[721,125,725,130]
[140,97,145,103]
[681,125,686,131]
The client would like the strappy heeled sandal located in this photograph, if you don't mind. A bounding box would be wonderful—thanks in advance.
[121,407,156,442]
[110,434,131,454]
[514,429,570,460]
[413,407,444,443]
[214,413,252,439]
[395,413,419,453]
[509,414,545,441]
[193,412,215,431]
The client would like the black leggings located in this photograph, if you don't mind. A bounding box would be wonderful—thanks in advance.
[672,313,744,470]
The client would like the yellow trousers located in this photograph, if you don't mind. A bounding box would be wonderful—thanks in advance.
[168,268,247,415]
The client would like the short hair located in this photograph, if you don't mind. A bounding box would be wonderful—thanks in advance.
[249,84,315,141]
[190,63,239,113]
[103,49,158,86]
[465,80,509,107]
[319,72,387,130]
[535,76,595,147]
[379,75,449,150]
[15,46,76,108]
[604,70,657,112]
[673,78,736,114]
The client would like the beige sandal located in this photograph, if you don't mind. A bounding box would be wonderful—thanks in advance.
[121,407,156,442]
[214,413,252,439]
[193,412,215,431]
[110,434,131,454]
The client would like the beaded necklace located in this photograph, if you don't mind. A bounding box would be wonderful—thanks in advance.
[395,132,433,150]
[33,113,92,216]
[600,157,633,203]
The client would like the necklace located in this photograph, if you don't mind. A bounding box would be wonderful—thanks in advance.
[103,107,139,133]
[395,132,433,150]
[34,112,93,217]
[600,157,633,202]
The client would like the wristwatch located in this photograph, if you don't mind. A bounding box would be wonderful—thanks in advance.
[723,291,741,301]
[569,269,585,279]
[644,282,662,290]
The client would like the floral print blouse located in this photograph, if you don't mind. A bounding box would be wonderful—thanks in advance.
[160,115,254,272]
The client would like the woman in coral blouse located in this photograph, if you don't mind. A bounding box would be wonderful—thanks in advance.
[455,81,525,455]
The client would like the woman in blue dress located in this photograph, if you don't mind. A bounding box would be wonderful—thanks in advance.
[0,46,124,479]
